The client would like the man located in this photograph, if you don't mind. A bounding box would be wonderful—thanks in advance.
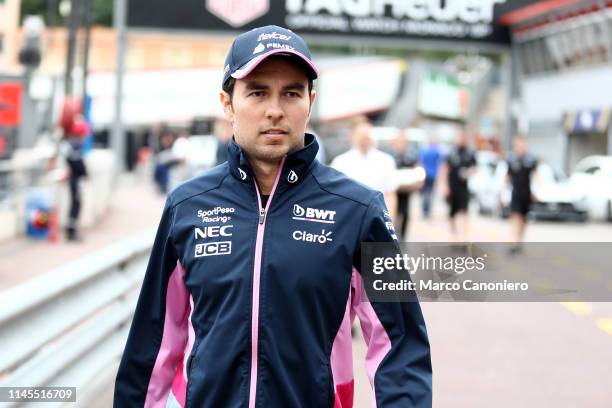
[63,115,89,241]
[114,25,431,408]
[331,118,399,221]
[390,129,419,239]
[506,135,538,253]
[418,135,442,219]
[440,131,476,242]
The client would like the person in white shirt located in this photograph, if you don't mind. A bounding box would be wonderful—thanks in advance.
[331,118,398,220]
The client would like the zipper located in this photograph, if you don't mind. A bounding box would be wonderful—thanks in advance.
[248,157,286,408]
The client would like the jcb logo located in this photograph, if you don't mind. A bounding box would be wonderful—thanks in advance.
[195,241,232,257]
[194,225,233,239]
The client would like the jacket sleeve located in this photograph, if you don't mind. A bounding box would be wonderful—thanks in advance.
[352,193,432,407]
[114,199,191,407]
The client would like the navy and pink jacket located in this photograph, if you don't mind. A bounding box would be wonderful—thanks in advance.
[114,134,432,407]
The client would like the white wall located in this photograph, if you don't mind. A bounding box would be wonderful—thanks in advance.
[522,65,612,122]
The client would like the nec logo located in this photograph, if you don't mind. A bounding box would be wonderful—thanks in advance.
[194,225,233,239]
[195,241,232,257]
[292,204,336,224]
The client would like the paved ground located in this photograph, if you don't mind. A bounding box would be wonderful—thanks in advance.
[3,182,611,407]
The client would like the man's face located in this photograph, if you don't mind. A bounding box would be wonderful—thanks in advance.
[220,56,316,163]
[352,122,374,154]
[514,137,527,155]
[457,132,468,147]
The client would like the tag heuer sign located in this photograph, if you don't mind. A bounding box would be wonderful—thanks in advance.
[127,0,541,45]
[206,0,270,28]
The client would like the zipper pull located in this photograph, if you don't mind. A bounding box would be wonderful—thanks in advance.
[258,208,265,224]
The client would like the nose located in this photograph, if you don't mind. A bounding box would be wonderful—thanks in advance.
[265,97,284,122]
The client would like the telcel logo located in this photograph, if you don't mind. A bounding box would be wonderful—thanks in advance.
[258,32,292,41]
[194,225,233,239]
[293,229,333,244]
[292,204,336,224]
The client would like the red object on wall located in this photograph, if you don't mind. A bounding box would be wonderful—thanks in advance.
[0,82,23,127]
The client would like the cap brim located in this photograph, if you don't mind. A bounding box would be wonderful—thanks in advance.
[231,49,319,81]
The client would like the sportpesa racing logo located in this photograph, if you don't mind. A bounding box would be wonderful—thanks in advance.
[292,204,336,224]
[197,207,235,223]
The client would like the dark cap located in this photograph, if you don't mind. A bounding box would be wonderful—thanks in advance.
[222,25,319,88]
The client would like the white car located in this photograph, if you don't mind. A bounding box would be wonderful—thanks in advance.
[569,155,612,222]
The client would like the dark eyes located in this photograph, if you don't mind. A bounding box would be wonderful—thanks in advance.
[247,91,301,98]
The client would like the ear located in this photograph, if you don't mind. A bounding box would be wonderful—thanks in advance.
[308,89,317,116]
[220,91,234,123]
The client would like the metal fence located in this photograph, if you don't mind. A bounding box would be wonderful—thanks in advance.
[0,230,154,407]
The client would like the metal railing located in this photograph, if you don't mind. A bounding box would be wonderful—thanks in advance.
[0,230,154,407]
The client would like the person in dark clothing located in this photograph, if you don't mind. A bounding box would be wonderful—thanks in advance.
[214,118,233,166]
[153,131,179,194]
[64,116,89,241]
[506,135,538,253]
[441,131,476,242]
[391,130,419,239]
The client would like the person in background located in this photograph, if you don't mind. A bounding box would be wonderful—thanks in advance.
[331,117,399,222]
[153,130,179,194]
[439,130,476,243]
[64,115,89,242]
[214,118,233,166]
[390,129,419,239]
[506,135,539,254]
[418,135,442,219]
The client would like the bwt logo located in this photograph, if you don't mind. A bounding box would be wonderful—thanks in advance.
[194,225,233,239]
[195,241,232,257]
[292,204,336,224]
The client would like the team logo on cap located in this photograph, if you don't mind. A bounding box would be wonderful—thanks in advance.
[206,0,269,28]
[253,43,265,54]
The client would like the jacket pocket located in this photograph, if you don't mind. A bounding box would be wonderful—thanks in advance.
[185,339,202,408]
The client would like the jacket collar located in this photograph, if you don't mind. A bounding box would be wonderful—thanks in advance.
[227,133,319,188]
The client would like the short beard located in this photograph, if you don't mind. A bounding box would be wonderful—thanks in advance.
[233,123,303,164]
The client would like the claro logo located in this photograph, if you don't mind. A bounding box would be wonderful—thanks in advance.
[293,229,333,244]
[194,225,233,239]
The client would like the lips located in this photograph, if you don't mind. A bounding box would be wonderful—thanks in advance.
[261,129,288,135]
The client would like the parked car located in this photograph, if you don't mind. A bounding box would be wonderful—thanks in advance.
[569,155,612,222]
[528,163,588,222]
